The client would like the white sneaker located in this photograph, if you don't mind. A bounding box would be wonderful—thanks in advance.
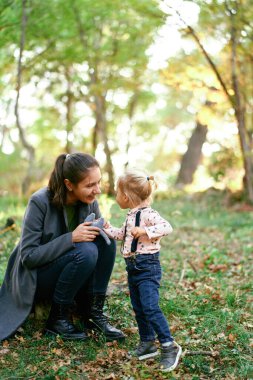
[160,341,182,371]
[128,341,158,360]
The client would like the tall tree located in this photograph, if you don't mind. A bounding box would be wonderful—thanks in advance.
[71,0,163,193]
[176,120,208,186]
[1,0,163,194]
[163,0,253,200]
[15,0,35,194]
[161,48,222,186]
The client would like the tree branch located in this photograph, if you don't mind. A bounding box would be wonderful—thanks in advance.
[24,40,55,71]
[14,0,34,157]
[164,4,233,106]
[184,350,219,357]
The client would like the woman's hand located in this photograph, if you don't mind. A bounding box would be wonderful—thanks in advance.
[131,227,147,239]
[72,222,100,243]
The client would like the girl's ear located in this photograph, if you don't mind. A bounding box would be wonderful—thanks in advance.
[64,178,73,191]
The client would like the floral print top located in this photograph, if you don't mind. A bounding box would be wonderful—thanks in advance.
[103,206,173,258]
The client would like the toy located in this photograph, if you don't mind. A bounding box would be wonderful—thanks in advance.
[84,213,111,245]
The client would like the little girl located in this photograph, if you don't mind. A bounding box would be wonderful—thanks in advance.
[104,170,182,372]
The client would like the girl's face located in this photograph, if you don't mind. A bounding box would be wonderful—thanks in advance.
[65,166,102,205]
[116,186,130,209]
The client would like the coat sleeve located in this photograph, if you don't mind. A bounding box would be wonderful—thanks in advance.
[20,196,75,270]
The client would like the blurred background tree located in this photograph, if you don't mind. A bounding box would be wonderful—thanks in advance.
[0,0,252,201]
[161,0,253,199]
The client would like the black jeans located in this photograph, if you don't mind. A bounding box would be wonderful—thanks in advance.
[36,236,116,305]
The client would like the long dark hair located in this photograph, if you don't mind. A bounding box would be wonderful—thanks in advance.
[48,153,99,208]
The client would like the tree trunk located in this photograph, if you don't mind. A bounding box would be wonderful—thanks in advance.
[125,92,138,168]
[92,120,99,156]
[174,5,253,201]
[15,0,35,195]
[176,121,208,186]
[230,15,253,202]
[93,91,115,195]
[73,5,114,194]
[65,67,73,153]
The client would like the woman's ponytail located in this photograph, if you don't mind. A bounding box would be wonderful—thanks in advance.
[48,154,68,208]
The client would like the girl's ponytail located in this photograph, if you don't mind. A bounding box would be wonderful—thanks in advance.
[117,170,157,207]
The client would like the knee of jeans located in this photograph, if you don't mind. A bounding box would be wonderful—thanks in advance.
[142,303,161,318]
[104,238,116,257]
[76,242,98,266]
[96,235,115,249]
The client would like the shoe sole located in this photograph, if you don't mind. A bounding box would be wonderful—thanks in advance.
[105,335,126,342]
[160,346,182,372]
[45,329,88,340]
[138,351,158,360]
[85,325,126,342]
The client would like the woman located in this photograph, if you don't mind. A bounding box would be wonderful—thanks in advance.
[0,153,125,341]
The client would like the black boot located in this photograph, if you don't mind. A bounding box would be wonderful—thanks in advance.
[83,294,125,341]
[45,301,87,340]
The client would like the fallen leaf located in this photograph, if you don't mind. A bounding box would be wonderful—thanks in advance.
[208,264,228,272]
[33,331,42,340]
[228,333,236,342]
[56,336,64,345]
[52,348,63,355]
[0,349,10,356]
[123,327,138,334]
[105,373,116,379]
[15,335,25,342]
[106,341,118,347]
[212,293,222,300]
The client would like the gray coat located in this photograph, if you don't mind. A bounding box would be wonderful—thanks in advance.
[0,187,101,341]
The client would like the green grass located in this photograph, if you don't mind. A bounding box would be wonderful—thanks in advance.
[0,191,252,379]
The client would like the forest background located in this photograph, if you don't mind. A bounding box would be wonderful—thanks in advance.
[0,1,252,379]
[1,0,253,200]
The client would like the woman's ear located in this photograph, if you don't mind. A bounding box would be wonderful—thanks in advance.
[64,178,73,191]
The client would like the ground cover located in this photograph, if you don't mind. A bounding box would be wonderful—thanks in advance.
[0,191,252,379]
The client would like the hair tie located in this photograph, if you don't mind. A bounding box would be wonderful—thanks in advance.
[147,176,150,181]
[66,154,70,159]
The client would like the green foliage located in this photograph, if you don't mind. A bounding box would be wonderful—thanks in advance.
[207,146,242,182]
[2,0,253,196]
[0,195,26,282]
[0,0,167,194]
[0,151,27,195]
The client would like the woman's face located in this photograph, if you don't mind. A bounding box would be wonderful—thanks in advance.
[65,166,102,204]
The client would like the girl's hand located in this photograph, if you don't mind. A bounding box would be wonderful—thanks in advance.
[72,222,100,243]
[131,227,147,238]
[103,220,110,229]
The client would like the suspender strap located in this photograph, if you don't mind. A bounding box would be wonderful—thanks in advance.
[130,210,141,253]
